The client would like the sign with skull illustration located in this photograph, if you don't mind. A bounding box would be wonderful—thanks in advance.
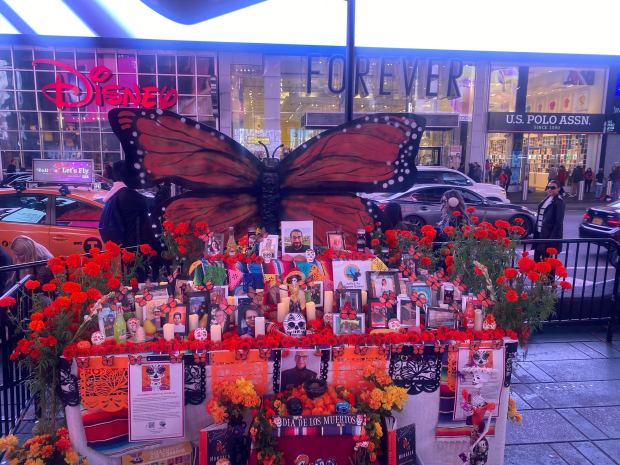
[284,312,307,337]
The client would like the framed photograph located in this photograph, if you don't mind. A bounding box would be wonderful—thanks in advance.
[98,305,117,340]
[397,296,423,328]
[207,304,230,333]
[327,231,345,251]
[174,279,194,301]
[259,234,279,259]
[145,298,168,330]
[138,283,169,299]
[281,220,313,257]
[332,260,372,290]
[333,314,366,335]
[168,305,187,334]
[234,295,252,307]
[438,283,456,308]
[279,349,321,390]
[237,303,262,337]
[426,307,457,329]
[205,233,225,255]
[367,271,400,300]
[406,282,434,307]
[186,291,209,316]
[369,301,389,328]
[209,286,228,305]
[308,281,323,307]
[337,289,363,313]
[264,279,281,306]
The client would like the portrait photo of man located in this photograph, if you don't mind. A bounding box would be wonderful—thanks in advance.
[280,350,319,389]
[281,221,313,256]
[285,229,309,253]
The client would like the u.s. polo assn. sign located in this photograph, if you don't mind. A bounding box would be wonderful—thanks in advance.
[488,112,605,133]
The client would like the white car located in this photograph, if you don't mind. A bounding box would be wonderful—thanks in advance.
[414,166,509,203]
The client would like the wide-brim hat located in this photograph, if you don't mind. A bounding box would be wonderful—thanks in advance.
[285,269,306,284]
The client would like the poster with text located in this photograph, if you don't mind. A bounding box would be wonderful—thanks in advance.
[128,357,184,441]
[332,260,372,291]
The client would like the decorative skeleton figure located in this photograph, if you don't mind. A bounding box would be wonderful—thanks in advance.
[90,331,105,346]
[144,364,168,391]
[261,250,273,264]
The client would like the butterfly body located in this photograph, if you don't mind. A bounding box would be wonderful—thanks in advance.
[109,109,426,245]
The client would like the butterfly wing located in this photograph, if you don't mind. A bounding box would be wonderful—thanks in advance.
[281,193,383,246]
[162,193,260,235]
[279,113,426,194]
[109,108,262,191]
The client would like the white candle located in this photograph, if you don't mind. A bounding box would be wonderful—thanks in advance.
[163,323,175,341]
[324,291,334,313]
[415,306,421,327]
[361,291,368,306]
[279,286,289,300]
[281,297,290,310]
[306,302,316,321]
[189,314,199,332]
[227,296,235,306]
[134,297,144,322]
[277,303,288,322]
[135,326,146,343]
[255,317,266,336]
[210,324,222,342]
[474,309,483,331]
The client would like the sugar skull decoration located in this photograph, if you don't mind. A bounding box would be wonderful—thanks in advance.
[262,250,273,264]
[388,318,402,331]
[194,327,209,341]
[482,314,497,330]
[305,248,316,263]
[284,311,307,337]
[91,331,105,346]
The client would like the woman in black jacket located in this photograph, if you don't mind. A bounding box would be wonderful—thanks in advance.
[533,180,565,261]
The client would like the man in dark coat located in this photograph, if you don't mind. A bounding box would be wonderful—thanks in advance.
[533,180,565,262]
[280,351,317,389]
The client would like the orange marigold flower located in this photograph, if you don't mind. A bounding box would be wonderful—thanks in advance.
[25,279,40,290]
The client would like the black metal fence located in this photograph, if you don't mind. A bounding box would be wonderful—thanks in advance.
[0,275,34,436]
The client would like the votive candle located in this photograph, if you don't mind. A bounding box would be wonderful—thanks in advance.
[306,302,316,321]
[210,324,222,342]
[163,323,175,341]
[255,317,266,336]
[188,314,199,332]
[324,291,334,313]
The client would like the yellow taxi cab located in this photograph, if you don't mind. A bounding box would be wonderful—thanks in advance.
[0,186,106,256]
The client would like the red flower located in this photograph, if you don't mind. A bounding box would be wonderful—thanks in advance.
[48,257,65,275]
[555,266,568,278]
[42,282,57,293]
[83,262,101,277]
[421,225,437,237]
[104,241,121,257]
[470,216,479,223]
[139,244,153,255]
[560,280,572,290]
[107,277,121,290]
[420,256,431,266]
[179,246,188,254]
[517,257,536,273]
[0,296,16,308]
[474,266,484,276]
[466,206,476,214]
[496,276,506,284]
[25,279,40,290]
[29,349,41,360]
[86,288,102,301]
[505,289,519,302]
[443,226,456,237]
[66,254,82,269]
[513,217,525,225]
[546,247,559,255]
[174,223,189,235]
[55,438,71,451]
[364,224,374,233]
[474,229,488,240]
[445,255,454,266]
[28,320,45,331]
[494,219,510,229]
[71,291,88,304]
[534,262,552,274]
[504,268,518,279]
[163,220,174,232]
[521,292,529,300]
[40,335,58,347]
[61,282,81,294]
[452,211,462,217]
[122,250,136,263]
[130,277,139,289]
[370,238,380,247]
[527,271,540,282]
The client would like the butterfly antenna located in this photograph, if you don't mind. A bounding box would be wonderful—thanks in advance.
[258,141,270,159]
[272,144,285,159]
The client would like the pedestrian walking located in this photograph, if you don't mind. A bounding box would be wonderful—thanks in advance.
[485,159,492,183]
[533,180,565,263]
[584,168,593,193]
[595,168,605,199]
[556,165,568,196]
[570,165,584,196]
[549,164,559,180]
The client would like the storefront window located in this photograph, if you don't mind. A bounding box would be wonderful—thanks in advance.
[489,67,518,112]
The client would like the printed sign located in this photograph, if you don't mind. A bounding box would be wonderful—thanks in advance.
[488,112,605,133]
[395,424,416,465]
[32,159,94,184]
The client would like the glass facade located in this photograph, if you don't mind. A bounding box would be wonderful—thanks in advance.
[0,46,218,173]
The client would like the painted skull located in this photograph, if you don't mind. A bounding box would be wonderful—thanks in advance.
[284,312,307,337]
[90,331,105,345]
[262,250,273,263]
[323,312,334,327]
[388,318,402,331]
[305,248,316,263]
[145,364,166,390]
[194,327,209,341]
[472,350,491,368]
[126,317,139,336]
[482,316,497,331]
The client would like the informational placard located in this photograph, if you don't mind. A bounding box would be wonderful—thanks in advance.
[128,356,184,441]
[32,159,94,184]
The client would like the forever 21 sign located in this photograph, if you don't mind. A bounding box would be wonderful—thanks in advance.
[488,112,605,133]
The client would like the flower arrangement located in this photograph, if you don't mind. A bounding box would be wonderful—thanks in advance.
[250,399,283,465]
[0,427,87,465]
[507,396,523,424]
[206,378,261,424]
[160,220,210,276]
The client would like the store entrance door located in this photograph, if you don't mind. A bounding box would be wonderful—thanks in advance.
[418,147,441,166]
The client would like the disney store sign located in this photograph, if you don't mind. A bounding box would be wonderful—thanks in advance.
[32,59,178,110]
[488,112,605,133]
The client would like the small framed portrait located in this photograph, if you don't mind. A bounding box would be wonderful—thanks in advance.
[337,289,363,313]
[333,314,366,335]
[397,296,423,328]
[205,233,225,255]
[187,291,209,316]
[279,349,321,390]
[281,220,313,257]
[237,303,263,337]
[98,305,117,340]
[209,286,228,305]
[308,281,324,307]
[369,301,389,328]
[207,304,230,333]
[327,231,345,251]
[174,278,194,301]
[138,283,169,299]
[406,282,434,307]
[259,234,279,259]
[426,307,457,329]
[168,305,187,334]
[367,271,400,300]
[145,298,168,330]
[234,295,252,307]
[438,283,456,308]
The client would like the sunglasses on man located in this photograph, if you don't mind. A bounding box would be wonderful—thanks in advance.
[545,185,558,190]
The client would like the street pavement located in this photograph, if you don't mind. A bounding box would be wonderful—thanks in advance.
[505,325,620,464]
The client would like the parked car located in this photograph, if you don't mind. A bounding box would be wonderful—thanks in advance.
[372,184,536,237]
[415,166,509,203]
[579,201,620,266]
[0,186,105,256]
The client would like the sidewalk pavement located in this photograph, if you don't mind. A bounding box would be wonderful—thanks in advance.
[505,324,620,465]
[507,190,614,210]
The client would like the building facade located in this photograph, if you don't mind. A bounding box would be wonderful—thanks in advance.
[0,42,616,192]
